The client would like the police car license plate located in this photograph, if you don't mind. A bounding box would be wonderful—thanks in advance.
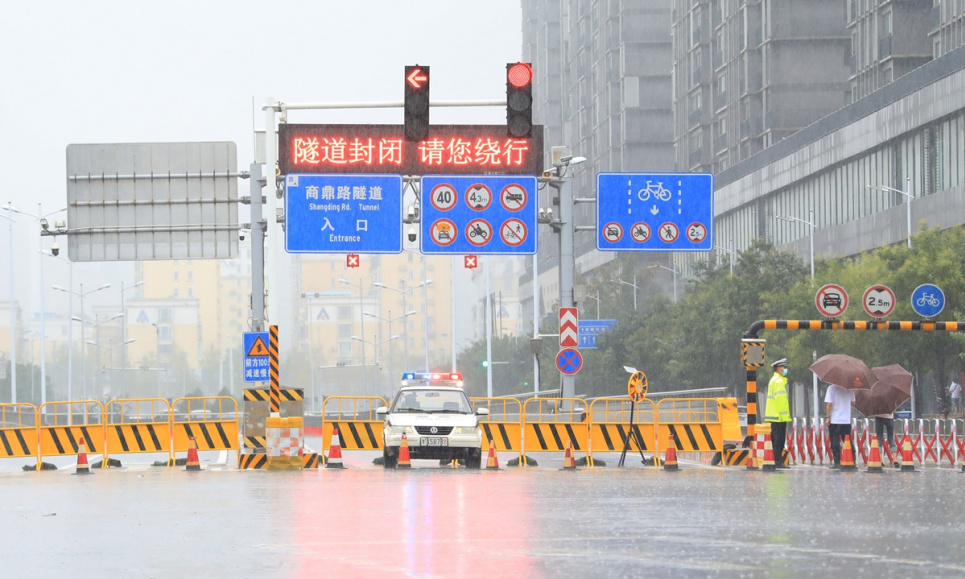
[420,437,448,447]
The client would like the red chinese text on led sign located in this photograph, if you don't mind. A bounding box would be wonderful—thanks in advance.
[278,124,544,176]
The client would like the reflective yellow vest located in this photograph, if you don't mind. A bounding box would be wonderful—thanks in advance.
[765,372,791,422]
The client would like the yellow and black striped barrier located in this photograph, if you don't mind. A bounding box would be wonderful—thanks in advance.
[0,403,38,459]
[244,436,267,449]
[103,399,172,465]
[170,397,239,463]
[244,388,304,402]
[586,399,656,456]
[471,397,522,451]
[321,396,388,452]
[38,401,105,469]
[521,398,589,453]
[656,399,724,453]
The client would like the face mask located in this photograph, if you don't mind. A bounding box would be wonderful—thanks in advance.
[781,368,788,377]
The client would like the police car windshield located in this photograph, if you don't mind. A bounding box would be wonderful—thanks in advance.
[391,389,472,414]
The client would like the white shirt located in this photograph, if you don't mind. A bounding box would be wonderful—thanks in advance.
[825,384,855,424]
[950,381,962,399]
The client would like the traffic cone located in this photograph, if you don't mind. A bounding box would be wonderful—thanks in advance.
[839,436,857,471]
[397,433,412,468]
[562,440,577,470]
[761,426,776,471]
[746,432,759,470]
[326,428,345,469]
[74,437,92,475]
[663,434,679,471]
[900,434,915,472]
[866,435,883,473]
[485,441,499,470]
[185,437,201,471]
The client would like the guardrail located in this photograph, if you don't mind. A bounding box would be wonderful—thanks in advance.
[321,396,388,450]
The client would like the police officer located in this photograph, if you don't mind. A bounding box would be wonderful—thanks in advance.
[765,358,792,468]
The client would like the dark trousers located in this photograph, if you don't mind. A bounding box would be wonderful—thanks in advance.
[828,423,852,464]
[770,421,788,466]
[875,417,896,452]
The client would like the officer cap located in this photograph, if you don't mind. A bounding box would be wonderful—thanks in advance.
[771,358,788,369]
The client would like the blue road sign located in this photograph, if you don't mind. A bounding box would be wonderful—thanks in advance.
[285,174,403,253]
[596,172,714,252]
[420,175,538,255]
[911,283,945,317]
[243,332,270,383]
[578,319,617,349]
[556,348,583,375]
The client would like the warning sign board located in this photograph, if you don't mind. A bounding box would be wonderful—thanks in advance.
[500,184,527,211]
[658,222,679,243]
[603,222,623,243]
[815,284,849,318]
[630,223,651,243]
[243,332,270,383]
[500,219,527,247]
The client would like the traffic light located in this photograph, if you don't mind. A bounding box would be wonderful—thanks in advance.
[482,360,489,368]
[404,65,430,141]
[506,62,533,138]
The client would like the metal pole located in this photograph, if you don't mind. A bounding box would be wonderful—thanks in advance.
[558,155,575,400]
[905,176,912,248]
[812,350,819,420]
[359,278,366,395]
[249,163,266,332]
[485,256,493,398]
[401,281,409,373]
[633,275,637,310]
[67,263,73,402]
[729,238,734,276]
[809,208,815,280]
[8,202,15,403]
[80,285,86,400]
[533,254,539,393]
[308,300,316,412]
[37,203,47,413]
[153,324,160,398]
[422,256,429,372]
[451,255,456,373]
[263,99,279,330]
[387,310,394,395]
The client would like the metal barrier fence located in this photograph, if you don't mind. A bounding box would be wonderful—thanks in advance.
[38,401,105,468]
[0,403,39,461]
[171,397,239,457]
[521,398,589,454]
[321,396,387,450]
[104,398,173,464]
[471,397,522,451]
[586,399,655,455]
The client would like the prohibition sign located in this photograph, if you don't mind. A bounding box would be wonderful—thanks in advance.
[815,283,849,318]
[465,219,492,247]
[429,183,458,212]
[658,222,679,243]
[429,219,457,247]
[465,183,493,211]
[686,222,707,243]
[630,222,651,243]
[603,222,623,243]
[499,184,527,211]
[556,348,583,375]
[500,218,528,247]
[862,285,896,318]
[627,371,648,402]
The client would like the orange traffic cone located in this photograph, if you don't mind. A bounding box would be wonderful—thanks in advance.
[866,435,883,473]
[746,432,759,470]
[326,428,344,469]
[562,440,577,470]
[74,437,92,475]
[663,434,679,471]
[397,433,411,469]
[761,426,776,471]
[485,440,500,470]
[900,434,915,472]
[185,436,201,471]
[839,436,857,471]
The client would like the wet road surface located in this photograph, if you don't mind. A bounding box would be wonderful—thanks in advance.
[2,449,964,578]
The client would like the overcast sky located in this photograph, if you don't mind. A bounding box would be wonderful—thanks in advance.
[0,1,523,324]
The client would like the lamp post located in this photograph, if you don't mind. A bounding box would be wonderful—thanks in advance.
[351,334,400,396]
[72,311,123,400]
[43,251,72,401]
[5,203,66,411]
[0,208,14,403]
[714,238,736,275]
[53,282,112,402]
[584,289,600,318]
[775,209,815,280]
[118,281,144,388]
[373,280,432,373]
[613,276,638,311]
[86,337,135,399]
[867,177,913,248]
[151,323,161,398]
[648,262,678,304]
[364,309,415,390]
[338,278,369,393]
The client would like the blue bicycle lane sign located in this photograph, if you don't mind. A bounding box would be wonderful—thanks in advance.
[556,348,583,375]
[911,283,945,317]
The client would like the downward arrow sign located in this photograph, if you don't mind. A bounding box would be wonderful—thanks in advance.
[650,205,659,215]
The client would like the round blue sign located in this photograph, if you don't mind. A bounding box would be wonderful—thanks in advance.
[910,283,945,317]
[556,348,583,375]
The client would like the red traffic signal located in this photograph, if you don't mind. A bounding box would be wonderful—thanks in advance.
[404,65,430,142]
[506,63,533,138]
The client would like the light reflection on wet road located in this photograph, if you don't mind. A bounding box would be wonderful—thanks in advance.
[2,452,964,577]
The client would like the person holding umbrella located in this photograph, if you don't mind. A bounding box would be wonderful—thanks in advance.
[765,358,792,468]
[825,383,856,468]
[810,354,876,468]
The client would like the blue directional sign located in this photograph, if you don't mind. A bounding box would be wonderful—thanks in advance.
[556,348,583,375]
[578,319,617,349]
[596,172,714,252]
[911,283,945,317]
[420,175,538,255]
[242,332,270,383]
[285,174,403,253]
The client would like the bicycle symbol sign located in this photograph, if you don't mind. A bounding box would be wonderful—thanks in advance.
[465,184,493,211]
[911,283,945,317]
[465,219,492,247]
[500,218,527,247]
[686,222,707,243]
[815,283,849,317]
[430,219,457,246]
[637,181,672,202]
[658,222,679,243]
[630,222,651,243]
[603,222,623,243]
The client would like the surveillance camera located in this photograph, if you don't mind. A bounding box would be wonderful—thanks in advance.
[40,218,49,231]
[51,241,60,256]
[407,227,417,243]
[55,219,67,232]
[239,230,246,241]
[559,156,573,165]
[407,205,416,218]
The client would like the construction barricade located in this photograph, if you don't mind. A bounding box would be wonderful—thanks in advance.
[521,398,588,456]
[171,397,239,463]
[585,398,655,458]
[471,397,522,452]
[656,398,725,456]
[103,398,173,465]
[0,403,39,461]
[38,401,106,469]
[321,396,386,452]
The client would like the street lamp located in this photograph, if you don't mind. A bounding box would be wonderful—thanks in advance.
[151,323,162,398]
[85,337,135,399]
[118,281,144,384]
[0,208,14,403]
[53,282,112,401]
[364,310,415,388]
[351,334,400,396]
[613,276,638,311]
[648,263,678,304]
[867,177,913,248]
[775,209,815,280]
[5,203,67,410]
[714,238,736,276]
[338,278,369,393]
[72,311,122,400]
[373,280,432,372]
[584,289,600,319]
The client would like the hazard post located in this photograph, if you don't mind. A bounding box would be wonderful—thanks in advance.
[618,369,650,467]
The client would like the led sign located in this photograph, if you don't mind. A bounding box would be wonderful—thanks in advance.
[278,124,544,176]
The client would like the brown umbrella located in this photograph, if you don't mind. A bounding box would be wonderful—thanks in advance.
[809,354,877,390]
[854,365,914,417]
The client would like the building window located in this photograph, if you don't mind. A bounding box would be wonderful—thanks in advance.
[158,308,172,323]
[187,271,193,282]
[338,324,352,339]
[173,271,179,282]
[188,288,194,298]
[158,326,172,341]
[173,288,179,298]
[338,342,352,359]
[881,11,892,35]
[690,91,702,113]
[338,306,353,320]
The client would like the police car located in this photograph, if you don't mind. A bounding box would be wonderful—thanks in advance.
[377,372,488,468]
